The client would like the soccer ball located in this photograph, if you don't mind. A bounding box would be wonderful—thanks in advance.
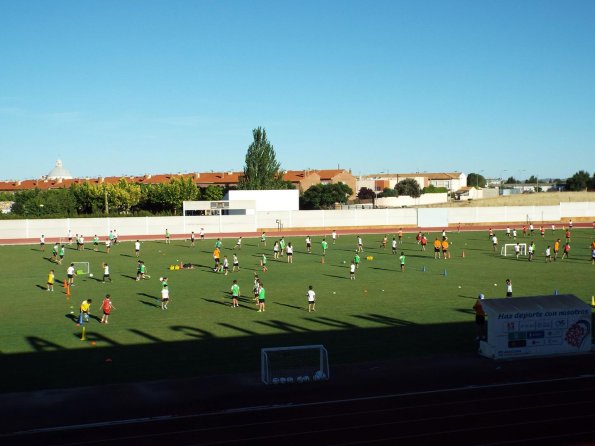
[89,274,93,278]
[343,260,346,264]
[159,277,163,282]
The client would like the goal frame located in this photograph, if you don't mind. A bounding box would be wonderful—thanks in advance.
[500,243,527,257]
[261,344,329,385]
[73,262,90,275]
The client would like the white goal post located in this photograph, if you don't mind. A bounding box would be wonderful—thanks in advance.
[501,243,527,257]
[261,344,330,385]
[73,262,90,275]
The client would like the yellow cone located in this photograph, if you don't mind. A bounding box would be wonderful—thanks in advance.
[592,296,595,307]
[81,326,86,341]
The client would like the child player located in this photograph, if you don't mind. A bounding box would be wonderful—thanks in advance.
[230,280,240,308]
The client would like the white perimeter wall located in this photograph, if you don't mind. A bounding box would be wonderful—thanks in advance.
[376,193,447,208]
[1,202,593,240]
[227,190,299,211]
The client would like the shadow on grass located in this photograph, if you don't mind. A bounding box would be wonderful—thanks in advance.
[322,274,349,280]
[121,275,137,280]
[455,308,475,315]
[3,318,481,394]
[274,302,304,311]
[202,298,229,307]
[119,254,135,258]
[139,300,160,308]
[137,292,159,300]
[36,285,47,291]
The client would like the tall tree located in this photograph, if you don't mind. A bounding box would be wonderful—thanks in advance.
[505,176,518,184]
[238,127,287,190]
[467,172,487,188]
[566,170,590,191]
[394,178,422,198]
[525,175,538,184]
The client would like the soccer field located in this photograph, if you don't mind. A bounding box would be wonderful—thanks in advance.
[0,228,593,393]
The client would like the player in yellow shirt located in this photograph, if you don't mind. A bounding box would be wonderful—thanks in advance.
[47,270,55,291]
[78,299,92,325]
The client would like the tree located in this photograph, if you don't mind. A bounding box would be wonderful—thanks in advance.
[139,177,200,215]
[525,175,538,184]
[357,187,376,200]
[301,183,353,210]
[377,187,397,198]
[202,185,224,201]
[11,188,78,217]
[467,173,487,188]
[566,170,590,191]
[394,178,422,198]
[505,176,518,184]
[238,127,287,190]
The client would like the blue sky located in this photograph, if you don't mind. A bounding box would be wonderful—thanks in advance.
[1,0,594,181]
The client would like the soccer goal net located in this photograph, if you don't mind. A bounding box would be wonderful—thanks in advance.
[501,243,527,257]
[73,262,90,275]
[261,345,330,385]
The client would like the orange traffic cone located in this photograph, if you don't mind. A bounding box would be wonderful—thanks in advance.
[65,282,70,296]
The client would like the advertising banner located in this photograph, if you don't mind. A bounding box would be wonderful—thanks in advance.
[479,295,592,360]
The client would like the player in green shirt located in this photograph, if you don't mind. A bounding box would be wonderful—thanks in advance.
[165,229,170,244]
[260,232,267,247]
[354,252,360,269]
[261,254,268,273]
[321,239,328,255]
[230,280,240,308]
[93,235,99,251]
[257,284,266,312]
[215,238,222,249]
[399,252,406,272]
[279,237,286,256]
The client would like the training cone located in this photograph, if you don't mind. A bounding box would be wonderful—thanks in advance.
[421,266,426,272]
[443,269,448,277]
[591,296,594,307]
[321,256,325,264]
[65,282,70,296]
[461,250,465,258]
[554,289,559,296]
[80,326,86,341]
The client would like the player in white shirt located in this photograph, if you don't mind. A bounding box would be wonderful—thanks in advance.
[307,285,316,312]
[103,263,111,282]
[350,261,356,280]
[234,237,242,250]
[357,236,363,252]
[135,240,141,257]
[514,243,521,260]
[161,285,170,310]
[67,263,75,286]
[492,235,498,252]
[331,230,337,245]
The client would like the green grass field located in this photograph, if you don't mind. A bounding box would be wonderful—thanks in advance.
[1,228,593,393]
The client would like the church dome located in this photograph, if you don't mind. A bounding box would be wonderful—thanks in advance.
[47,159,73,180]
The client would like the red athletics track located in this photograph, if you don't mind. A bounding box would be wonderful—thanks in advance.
[0,222,591,245]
